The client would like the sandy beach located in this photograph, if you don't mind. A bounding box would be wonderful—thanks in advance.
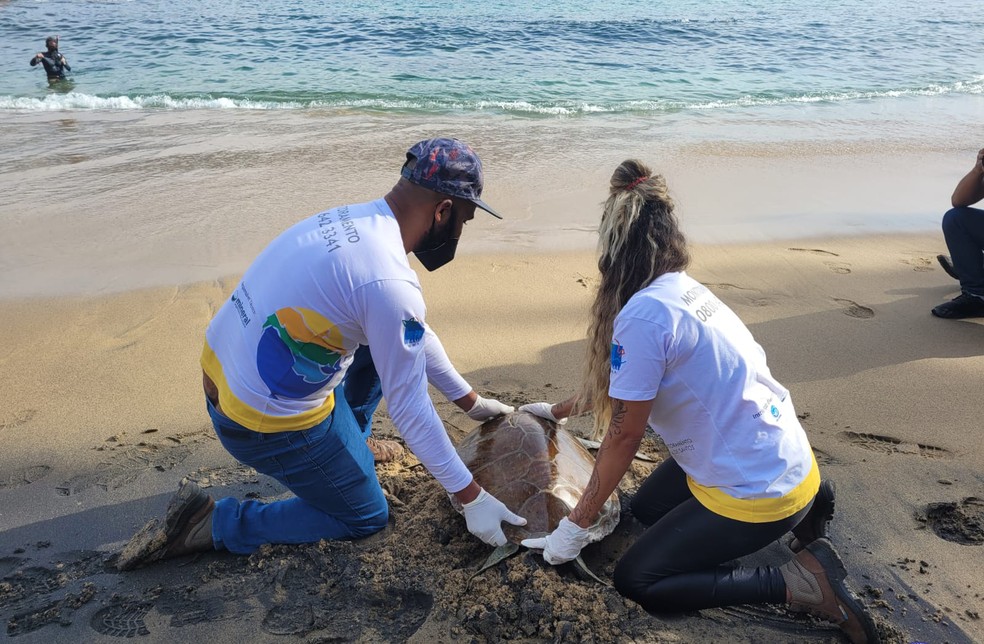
[3,0,984,638]
[2,87,984,643]
[2,222,983,642]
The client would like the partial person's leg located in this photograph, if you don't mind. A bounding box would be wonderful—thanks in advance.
[943,206,984,295]
[790,478,836,552]
[209,393,388,555]
[343,345,404,462]
[343,345,382,434]
[934,207,984,317]
[615,488,877,643]
[628,457,696,526]
[614,496,804,612]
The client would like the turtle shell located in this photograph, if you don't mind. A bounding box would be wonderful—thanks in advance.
[455,411,620,545]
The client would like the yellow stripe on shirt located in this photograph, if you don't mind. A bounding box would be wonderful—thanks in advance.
[200,342,335,433]
[686,452,820,523]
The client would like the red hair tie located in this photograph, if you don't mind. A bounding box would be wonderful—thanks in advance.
[626,175,648,190]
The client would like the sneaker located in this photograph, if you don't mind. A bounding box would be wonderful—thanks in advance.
[790,479,835,553]
[160,479,215,558]
[936,254,959,280]
[117,478,215,571]
[780,538,880,644]
[366,436,405,463]
[931,292,984,319]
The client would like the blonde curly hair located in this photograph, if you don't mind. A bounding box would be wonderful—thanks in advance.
[576,159,690,438]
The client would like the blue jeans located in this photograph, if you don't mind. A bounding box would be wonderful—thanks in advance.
[207,346,389,554]
[942,206,984,297]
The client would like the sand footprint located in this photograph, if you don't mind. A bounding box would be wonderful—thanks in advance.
[839,431,951,459]
[575,272,597,289]
[810,447,840,466]
[0,409,37,431]
[823,261,852,274]
[832,298,874,318]
[0,464,51,490]
[788,247,839,257]
[56,432,207,496]
[1,551,105,635]
[90,602,153,638]
[706,283,775,307]
[901,256,934,272]
[920,497,984,545]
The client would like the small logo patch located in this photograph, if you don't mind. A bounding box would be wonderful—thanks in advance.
[610,340,625,372]
[403,318,425,346]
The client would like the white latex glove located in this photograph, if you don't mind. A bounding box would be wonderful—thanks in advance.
[521,517,591,565]
[462,488,527,546]
[518,402,568,425]
[466,395,515,421]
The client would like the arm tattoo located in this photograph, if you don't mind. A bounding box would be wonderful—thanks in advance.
[609,399,627,436]
[570,399,634,526]
[571,471,601,525]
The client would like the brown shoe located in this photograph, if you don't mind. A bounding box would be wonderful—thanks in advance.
[117,478,215,570]
[780,538,879,643]
[367,436,405,463]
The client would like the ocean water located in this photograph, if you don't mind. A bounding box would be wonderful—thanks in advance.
[1,0,983,298]
[1,0,982,114]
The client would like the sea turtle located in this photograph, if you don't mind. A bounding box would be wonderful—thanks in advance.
[452,411,621,582]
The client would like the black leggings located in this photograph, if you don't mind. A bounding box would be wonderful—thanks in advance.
[612,458,810,613]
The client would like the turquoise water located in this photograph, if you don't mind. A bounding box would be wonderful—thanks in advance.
[1,0,983,298]
[2,0,982,114]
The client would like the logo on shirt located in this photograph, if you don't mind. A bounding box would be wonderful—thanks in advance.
[403,318,425,346]
[231,293,251,327]
[256,307,345,399]
[753,396,782,421]
[610,340,626,372]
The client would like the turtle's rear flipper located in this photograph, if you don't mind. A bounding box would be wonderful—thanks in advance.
[468,542,520,583]
[573,555,610,586]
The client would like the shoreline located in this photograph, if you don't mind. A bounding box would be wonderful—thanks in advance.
[2,98,981,299]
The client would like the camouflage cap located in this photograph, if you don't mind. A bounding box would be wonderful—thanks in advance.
[401,138,503,219]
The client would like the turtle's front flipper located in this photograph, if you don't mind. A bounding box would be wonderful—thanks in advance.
[573,555,610,586]
[577,437,656,463]
[469,542,520,582]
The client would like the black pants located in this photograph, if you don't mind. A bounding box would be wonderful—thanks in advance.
[612,458,811,613]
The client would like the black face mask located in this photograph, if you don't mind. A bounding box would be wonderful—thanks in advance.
[413,209,460,272]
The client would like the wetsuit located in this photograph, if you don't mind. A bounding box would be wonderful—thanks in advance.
[30,50,71,81]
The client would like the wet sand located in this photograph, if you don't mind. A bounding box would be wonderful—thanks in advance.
[0,104,978,298]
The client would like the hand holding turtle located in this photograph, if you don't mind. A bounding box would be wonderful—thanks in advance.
[465,395,514,421]
[521,517,592,564]
[461,488,527,546]
[518,402,568,425]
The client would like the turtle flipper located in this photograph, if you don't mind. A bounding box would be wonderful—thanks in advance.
[468,542,520,582]
[577,437,656,463]
[573,555,610,586]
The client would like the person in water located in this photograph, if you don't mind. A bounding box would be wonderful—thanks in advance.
[30,35,71,82]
